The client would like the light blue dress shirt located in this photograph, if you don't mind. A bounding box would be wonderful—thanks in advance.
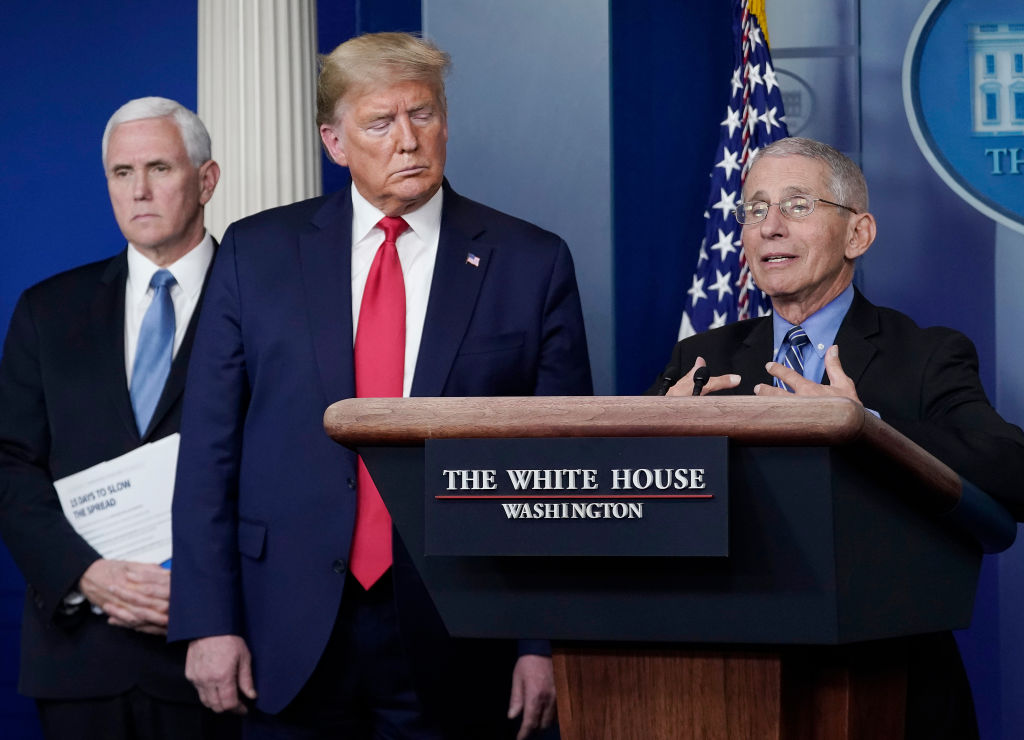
[771,284,855,383]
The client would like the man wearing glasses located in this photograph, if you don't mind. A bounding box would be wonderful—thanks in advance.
[650,136,1024,739]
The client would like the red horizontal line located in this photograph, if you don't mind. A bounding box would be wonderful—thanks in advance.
[433,494,714,500]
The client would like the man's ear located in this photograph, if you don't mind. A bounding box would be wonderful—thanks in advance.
[845,211,876,260]
[198,160,221,206]
[319,124,347,167]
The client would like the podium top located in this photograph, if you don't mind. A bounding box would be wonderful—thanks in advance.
[324,396,960,512]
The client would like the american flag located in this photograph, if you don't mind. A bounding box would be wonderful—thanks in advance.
[678,0,790,339]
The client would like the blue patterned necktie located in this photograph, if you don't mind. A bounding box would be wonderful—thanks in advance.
[130,269,177,434]
[774,325,811,393]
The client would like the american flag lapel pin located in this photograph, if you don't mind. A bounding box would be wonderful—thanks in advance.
[466,252,481,267]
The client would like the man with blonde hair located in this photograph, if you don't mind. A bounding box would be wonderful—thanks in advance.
[0,97,233,738]
[169,32,591,739]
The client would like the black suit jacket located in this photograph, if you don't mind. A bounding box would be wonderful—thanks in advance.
[651,288,1024,515]
[650,288,1024,739]
[0,249,206,701]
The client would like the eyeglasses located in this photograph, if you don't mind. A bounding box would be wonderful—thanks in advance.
[733,194,858,225]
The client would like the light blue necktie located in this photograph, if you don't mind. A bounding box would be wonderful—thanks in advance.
[774,325,810,393]
[130,269,176,434]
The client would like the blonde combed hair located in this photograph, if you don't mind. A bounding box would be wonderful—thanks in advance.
[316,32,451,126]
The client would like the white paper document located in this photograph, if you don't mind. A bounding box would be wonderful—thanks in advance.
[54,433,179,564]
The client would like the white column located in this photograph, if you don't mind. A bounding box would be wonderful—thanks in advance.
[198,0,321,240]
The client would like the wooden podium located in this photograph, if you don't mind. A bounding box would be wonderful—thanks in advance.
[324,396,1015,740]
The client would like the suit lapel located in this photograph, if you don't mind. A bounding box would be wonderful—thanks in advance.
[732,317,774,393]
[831,288,880,387]
[91,251,139,440]
[299,192,357,408]
[411,186,491,397]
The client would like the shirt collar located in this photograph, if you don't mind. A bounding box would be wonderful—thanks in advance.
[350,183,444,244]
[772,283,855,357]
[126,232,215,301]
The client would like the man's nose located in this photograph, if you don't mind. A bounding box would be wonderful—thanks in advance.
[133,172,152,200]
[759,203,787,237]
[394,115,418,153]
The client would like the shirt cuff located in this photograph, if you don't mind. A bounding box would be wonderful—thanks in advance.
[61,590,103,616]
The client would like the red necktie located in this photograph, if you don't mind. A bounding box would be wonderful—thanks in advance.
[351,216,409,589]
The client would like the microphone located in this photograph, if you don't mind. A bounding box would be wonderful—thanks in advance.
[656,368,682,396]
[691,366,710,396]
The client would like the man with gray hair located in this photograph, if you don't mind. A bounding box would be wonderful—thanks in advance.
[651,136,1024,739]
[169,31,591,739]
[0,97,234,738]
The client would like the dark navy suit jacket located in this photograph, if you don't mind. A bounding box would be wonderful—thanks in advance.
[168,181,592,727]
[0,250,204,701]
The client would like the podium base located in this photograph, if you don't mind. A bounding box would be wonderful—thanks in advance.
[553,642,907,740]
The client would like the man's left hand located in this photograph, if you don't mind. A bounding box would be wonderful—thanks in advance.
[79,559,170,635]
[508,654,556,740]
[754,345,862,405]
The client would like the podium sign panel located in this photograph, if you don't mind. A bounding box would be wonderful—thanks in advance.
[424,436,729,556]
[361,442,979,644]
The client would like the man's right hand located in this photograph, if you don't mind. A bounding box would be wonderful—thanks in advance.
[79,559,170,635]
[185,635,257,714]
[665,356,741,397]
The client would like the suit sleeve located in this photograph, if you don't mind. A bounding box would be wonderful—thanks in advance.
[168,226,251,641]
[880,330,1024,518]
[534,240,593,396]
[0,292,101,620]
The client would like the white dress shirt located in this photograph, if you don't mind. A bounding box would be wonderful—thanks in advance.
[124,233,215,386]
[350,184,442,398]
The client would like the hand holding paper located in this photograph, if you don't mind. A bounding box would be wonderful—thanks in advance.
[80,559,170,635]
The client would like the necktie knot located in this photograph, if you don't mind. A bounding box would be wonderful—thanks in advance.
[150,269,177,291]
[784,325,810,350]
[377,216,409,245]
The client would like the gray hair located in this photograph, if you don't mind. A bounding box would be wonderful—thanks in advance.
[748,137,869,212]
[317,32,451,126]
[101,97,211,168]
